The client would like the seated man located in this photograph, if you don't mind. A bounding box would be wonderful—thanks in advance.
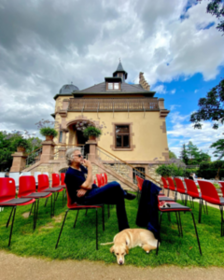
[65,147,136,232]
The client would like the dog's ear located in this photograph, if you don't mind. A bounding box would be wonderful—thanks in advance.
[125,245,129,255]
[110,246,114,253]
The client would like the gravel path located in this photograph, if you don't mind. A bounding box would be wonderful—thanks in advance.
[1,251,224,280]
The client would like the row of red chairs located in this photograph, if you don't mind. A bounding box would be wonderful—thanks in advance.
[135,175,202,255]
[0,173,66,246]
[162,177,224,237]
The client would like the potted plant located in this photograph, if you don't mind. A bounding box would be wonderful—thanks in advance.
[13,138,30,152]
[83,126,102,140]
[40,127,58,141]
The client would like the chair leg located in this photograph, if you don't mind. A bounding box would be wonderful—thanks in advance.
[33,201,37,231]
[44,197,49,207]
[8,206,17,247]
[55,192,59,202]
[167,212,171,222]
[178,212,183,237]
[198,199,202,224]
[55,209,69,249]
[73,210,79,228]
[85,209,88,216]
[96,208,98,250]
[190,212,202,255]
[6,207,14,228]
[175,212,181,237]
[34,199,40,230]
[219,206,224,237]
[156,212,163,255]
[29,203,34,217]
[205,201,208,215]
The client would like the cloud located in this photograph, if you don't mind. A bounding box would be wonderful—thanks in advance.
[167,111,224,160]
[152,85,166,94]
[0,0,224,134]
[171,89,176,94]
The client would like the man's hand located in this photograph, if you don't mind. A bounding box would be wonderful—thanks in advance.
[83,159,92,169]
[77,189,87,197]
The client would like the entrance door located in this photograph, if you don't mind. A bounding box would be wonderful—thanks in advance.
[75,128,89,158]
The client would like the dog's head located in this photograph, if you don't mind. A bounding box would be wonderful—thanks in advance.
[110,242,129,265]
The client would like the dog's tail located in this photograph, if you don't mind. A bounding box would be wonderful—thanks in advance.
[100,242,114,245]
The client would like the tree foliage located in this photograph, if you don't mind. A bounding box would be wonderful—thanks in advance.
[207,0,224,33]
[190,79,224,129]
[210,139,224,159]
[169,150,177,159]
[180,141,210,165]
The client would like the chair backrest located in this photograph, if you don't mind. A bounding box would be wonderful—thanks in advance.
[38,174,50,192]
[197,180,220,204]
[34,172,42,183]
[52,173,60,187]
[9,173,20,186]
[174,178,186,192]
[43,172,49,177]
[18,176,36,197]
[0,178,16,202]
[65,184,76,208]
[184,178,200,198]
[104,173,108,184]
[167,177,176,190]
[218,181,224,197]
[0,172,5,178]
[161,177,168,189]
[136,175,144,191]
[61,173,66,185]
[101,173,105,186]
[96,174,103,187]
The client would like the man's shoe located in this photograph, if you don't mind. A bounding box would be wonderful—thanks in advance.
[125,192,136,200]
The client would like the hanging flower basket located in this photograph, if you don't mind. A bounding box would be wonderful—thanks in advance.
[17,146,26,152]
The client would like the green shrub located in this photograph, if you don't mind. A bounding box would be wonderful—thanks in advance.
[40,127,58,137]
[197,160,224,179]
[83,126,102,138]
[13,138,30,150]
[156,164,185,177]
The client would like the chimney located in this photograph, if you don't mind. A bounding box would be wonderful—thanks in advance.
[139,72,150,91]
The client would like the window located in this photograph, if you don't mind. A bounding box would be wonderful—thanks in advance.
[114,83,119,90]
[108,83,113,90]
[115,125,130,148]
[107,82,120,90]
[59,130,63,143]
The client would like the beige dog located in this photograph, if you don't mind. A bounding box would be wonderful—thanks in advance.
[102,228,159,265]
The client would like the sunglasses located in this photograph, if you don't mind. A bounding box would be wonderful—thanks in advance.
[74,154,83,158]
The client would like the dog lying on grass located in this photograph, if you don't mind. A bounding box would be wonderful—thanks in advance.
[101,228,159,265]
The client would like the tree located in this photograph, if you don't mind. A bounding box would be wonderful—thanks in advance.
[210,139,224,159]
[169,150,177,159]
[207,0,224,34]
[180,144,189,165]
[190,79,224,130]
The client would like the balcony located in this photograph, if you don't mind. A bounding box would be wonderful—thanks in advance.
[68,98,159,112]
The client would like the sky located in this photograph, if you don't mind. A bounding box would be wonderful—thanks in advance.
[0,0,224,160]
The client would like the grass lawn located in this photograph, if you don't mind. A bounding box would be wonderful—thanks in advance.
[0,193,224,267]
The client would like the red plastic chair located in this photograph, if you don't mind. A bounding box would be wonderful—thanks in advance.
[38,174,65,212]
[18,176,53,227]
[61,173,66,187]
[104,173,108,184]
[101,174,105,186]
[174,178,187,204]
[55,184,104,250]
[136,176,174,202]
[161,177,169,196]
[198,180,224,236]
[0,178,36,246]
[184,178,208,222]
[157,199,202,255]
[96,174,103,187]
[166,177,177,200]
[218,181,224,197]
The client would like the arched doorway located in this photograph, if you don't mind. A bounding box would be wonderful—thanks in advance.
[73,125,88,145]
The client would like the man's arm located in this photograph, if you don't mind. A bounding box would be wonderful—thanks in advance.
[80,159,93,190]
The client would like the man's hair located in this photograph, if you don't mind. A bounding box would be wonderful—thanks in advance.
[65,147,82,166]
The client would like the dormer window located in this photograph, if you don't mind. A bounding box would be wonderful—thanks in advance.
[105,77,122,91]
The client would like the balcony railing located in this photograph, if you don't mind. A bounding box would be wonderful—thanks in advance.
[68,98,159,112]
